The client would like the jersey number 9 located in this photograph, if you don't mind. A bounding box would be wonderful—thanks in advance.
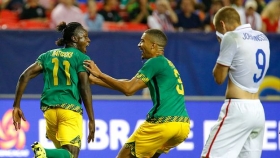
[253,49,266,83]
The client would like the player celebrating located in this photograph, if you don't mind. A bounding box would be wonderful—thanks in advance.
[84,29,190,158]
[12,21,95,158]
[201,6,270,158]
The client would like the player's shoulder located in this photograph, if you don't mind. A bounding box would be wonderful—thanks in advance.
[38,49,56,58]
[220,32,238,46]
[224,30,240,39]
[142,56,163,70]
[44,48,61,55]
[222,28,256,42]
[147,55,167,64]
[73,48,90,60]
[254,30,269,39]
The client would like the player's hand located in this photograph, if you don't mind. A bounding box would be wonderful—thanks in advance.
[87,120,95,143]
[12,107,26,131]
[84,60,102,78]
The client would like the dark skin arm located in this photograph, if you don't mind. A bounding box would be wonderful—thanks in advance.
[212,63,229,85]
[84,60,147,96]
[78,72,95,143]
[13,62,42,131]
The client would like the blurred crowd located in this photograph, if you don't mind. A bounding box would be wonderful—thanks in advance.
[0,0,279,33]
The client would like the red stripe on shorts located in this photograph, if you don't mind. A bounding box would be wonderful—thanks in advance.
[205,99,231,158]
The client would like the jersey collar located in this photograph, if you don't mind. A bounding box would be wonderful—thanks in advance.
[235,24,252,31]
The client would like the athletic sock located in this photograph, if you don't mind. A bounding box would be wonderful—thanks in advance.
[45,148,73,158]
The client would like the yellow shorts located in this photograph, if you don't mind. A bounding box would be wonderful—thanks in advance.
[44,108,83,148]
[125,121,190,158]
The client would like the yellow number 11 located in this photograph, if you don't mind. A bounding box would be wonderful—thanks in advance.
[52,58,71,86]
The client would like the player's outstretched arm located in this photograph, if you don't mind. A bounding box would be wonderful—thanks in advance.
[78,72,95,143]
[13,62,42,130]
[84,60,147,96]
[89,74,129,90]
[89,74,113,89]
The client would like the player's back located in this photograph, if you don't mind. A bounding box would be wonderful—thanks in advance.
[223,25,270,94]
[37,47,90,109]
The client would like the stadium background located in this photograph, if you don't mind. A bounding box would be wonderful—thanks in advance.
[0,30,279,157]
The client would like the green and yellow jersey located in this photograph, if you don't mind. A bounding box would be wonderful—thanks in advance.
[136,55,189,123]
[36,47,90,114]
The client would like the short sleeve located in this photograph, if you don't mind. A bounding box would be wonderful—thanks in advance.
[136,58,162,84]
[36,53,46,68]
[217,33,238,66]
[77,54,90,73]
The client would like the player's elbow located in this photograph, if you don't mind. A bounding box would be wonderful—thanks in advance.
[213,73,225,85]
[124,93,133,96]
[123,91,135,96]
[213,71,226,85]
[214,78,224,85]
[122,89,136,96]
[213,64,229,85]
[19,72,31,83]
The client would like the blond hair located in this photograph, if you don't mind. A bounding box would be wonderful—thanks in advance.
[214,6,241,30]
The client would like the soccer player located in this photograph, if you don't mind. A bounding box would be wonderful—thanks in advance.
[12,21,95,158]
[201,6,270,158]
[83,29,190,158]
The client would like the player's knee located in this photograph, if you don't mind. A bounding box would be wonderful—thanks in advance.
[116,153,132,158]
[70,152,78,158]
[116,145,135,158]
[62,145,80,158]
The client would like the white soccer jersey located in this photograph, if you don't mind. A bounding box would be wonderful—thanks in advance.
[217,24,270,93]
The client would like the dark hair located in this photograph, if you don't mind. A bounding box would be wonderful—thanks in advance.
[55,22,83,46]
[144,29,168,47]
